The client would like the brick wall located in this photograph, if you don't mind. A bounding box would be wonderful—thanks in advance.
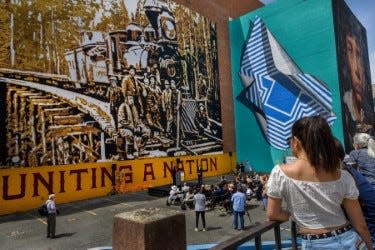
[172,0,263,152]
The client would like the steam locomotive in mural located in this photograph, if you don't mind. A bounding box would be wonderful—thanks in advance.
[65,0,182,95]
[61,0,222,161]
[0,0,222,167]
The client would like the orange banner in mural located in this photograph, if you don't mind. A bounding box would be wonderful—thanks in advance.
[0,153,234,215]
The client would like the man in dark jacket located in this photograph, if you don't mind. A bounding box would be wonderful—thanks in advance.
[197,165,203,186]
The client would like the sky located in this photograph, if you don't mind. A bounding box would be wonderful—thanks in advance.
[260,0,375,84]
[124,0,138,16]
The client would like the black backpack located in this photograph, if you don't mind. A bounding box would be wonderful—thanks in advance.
[38,204,48,216]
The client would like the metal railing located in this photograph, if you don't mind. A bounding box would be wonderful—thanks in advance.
[211,220,298,250]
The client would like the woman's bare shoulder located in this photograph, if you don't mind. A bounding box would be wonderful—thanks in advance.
[279,162,304,179]
[279,162,296,173]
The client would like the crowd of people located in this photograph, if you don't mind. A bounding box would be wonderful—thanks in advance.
[165,116,375,249]
[44,116,375,248]
[165,169,270,232]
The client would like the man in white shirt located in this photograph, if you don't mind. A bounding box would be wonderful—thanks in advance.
[194,188,206,232]
[46,194,57,238]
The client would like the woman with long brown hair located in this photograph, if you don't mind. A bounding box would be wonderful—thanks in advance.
[266,116,372,249]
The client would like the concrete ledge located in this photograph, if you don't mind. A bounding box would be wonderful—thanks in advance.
[113,208,186,250]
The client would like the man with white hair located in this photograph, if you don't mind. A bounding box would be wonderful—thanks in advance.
[347,133,375,187]
[46,194,58,238]
[166,185,180,205]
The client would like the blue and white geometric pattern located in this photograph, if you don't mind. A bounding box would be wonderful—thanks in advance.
[240,17,336,150]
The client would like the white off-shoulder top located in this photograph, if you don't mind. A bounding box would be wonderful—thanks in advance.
[267,165,359,229]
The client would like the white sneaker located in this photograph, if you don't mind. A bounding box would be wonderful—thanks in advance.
[194,228,199,232]
[202,228,207,231]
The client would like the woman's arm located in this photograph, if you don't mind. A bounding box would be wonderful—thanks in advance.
[342,198,373,249]
[266,197,290,221]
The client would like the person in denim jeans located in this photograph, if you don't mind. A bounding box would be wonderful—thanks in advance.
[231,186,246,230]
[301,229,365,249]
[267,116,372,249]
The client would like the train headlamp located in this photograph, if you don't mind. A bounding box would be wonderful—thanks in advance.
[161,18,176,40]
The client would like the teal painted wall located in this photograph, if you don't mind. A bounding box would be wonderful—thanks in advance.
[229,0,344,172]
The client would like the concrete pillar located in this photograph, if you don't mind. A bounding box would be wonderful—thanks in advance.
[113,208,186,250]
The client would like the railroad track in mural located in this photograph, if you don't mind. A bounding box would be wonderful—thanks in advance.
[0,69,222,168]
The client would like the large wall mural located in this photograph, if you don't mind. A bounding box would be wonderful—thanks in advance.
[334,0,375,151]
[230,0,348,171]
[239,17,336,150]
[0,0,222,167]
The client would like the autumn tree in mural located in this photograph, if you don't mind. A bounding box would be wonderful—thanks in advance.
[0,0,222,167]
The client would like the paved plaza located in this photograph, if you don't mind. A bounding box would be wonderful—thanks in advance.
[0,177,292,250]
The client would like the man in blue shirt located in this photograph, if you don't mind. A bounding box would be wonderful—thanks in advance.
[231,186,246,230]
[347,133,375,187]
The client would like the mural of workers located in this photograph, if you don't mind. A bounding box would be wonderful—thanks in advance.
[181,47,197,98]
[133,117,151,157]
[117,102,136,160]
[334,0,375,151]
[162,80,173,135]
[106,76,123,129]
[0,0,223,167]
[197,73,208,99]
[144,77,164,133]
[194,103,211,136]
[121,67,141,121]
[170,80,182,139]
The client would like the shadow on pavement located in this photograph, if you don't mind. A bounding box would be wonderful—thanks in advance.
[206,226,222,231]
[55,232,76,238]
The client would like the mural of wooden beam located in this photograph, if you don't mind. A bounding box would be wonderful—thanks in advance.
[46,124,100,138]
[53,114,84,125]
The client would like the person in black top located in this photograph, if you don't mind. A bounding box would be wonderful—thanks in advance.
[197,165,203,186]
[240,163,245,174]
[172,166,178,186]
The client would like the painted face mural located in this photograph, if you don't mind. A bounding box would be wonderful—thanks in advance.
[345,34,365,123]
[334,0,375,151]
[0,0,222,167]
[239,17,336,150]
